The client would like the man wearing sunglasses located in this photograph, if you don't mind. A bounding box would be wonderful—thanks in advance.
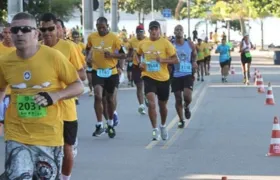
[0,12,84,180]
[0,25,16,128]
[40,13,86,180]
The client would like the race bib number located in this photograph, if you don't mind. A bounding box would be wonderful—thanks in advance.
[128,62,133,67]
[179,62,192,73]
[17,95,47,118]
[97,68,112,78]
[245,52,251,58]
[146,61,160,72]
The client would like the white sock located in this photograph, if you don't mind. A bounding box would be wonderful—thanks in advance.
[160,124,166,128]
[61,174,71,180]
[114,111,117,115]
[97,122,103,128]
[153,128,158,131]
[140,104,145,108]
[108,120,114,126]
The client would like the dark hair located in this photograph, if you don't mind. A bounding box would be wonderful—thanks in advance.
[57,19,65,28]
[97,17,108,24]
[40,13,57,23]
[72,31,79,37]
[12,12,36,26]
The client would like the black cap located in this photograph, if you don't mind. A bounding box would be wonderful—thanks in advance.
[149,21,160,29]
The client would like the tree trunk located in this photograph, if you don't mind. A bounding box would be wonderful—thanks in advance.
[138,11,141,24]
[239,17,246,36]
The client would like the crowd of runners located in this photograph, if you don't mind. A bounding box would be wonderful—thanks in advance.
[0,12,255,180]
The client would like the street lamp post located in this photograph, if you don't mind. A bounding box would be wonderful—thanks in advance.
[151,0,154,20]
[206,11,211,39]
[187,0,190,38]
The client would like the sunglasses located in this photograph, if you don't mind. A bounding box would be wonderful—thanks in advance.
[11,26,36,34]
[39,26,55,33]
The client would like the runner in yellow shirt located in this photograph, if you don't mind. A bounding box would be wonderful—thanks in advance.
[0,12,83,179]
[137,21,178,141]
[127,25,148,115]
[39,13,86,180]
[196,38,206,81]
[203,37,212,76]
[0,25,16,125]
[86,17,126,139]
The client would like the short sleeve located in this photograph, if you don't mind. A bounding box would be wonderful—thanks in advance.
[165,40,176,57]
[113,36,122,52]
[128,40,133,49]
[69,43,84,70]
[216,45,220,52]
[136,42,143,55]
[0,60,8,89]
[87,34,92,48]
[76,45,86,66]
[54,51,80,85]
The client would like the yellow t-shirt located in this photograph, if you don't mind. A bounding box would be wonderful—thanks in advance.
[128,37,148,65]
[197,43,205,61]
[67,40,86,67]
[137,37,176,81]
[53,39,83,121]
[78,42,86,54]
[87,32,122,75]
[203,42,211,57]
[0,45,79,146]
[0,43,16,95]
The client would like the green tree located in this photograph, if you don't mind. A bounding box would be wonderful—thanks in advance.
[23,0,80,23]
[0,0,7,25]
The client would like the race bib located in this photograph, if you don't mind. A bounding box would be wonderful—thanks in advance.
[198,52,204,59]
[128,62,133,67]
[97,68,112,78]
[146,61,160,72]
[17,95,47,118]
[179,62,192,73]
[245,52,251,58]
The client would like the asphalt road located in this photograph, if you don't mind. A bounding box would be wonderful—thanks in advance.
[1,54,280,180]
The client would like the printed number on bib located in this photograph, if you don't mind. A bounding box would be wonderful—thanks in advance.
[17,95,47,118]
[245,52,251,58]
[146,61,160,72]
[97,68,112,78]
[180,62,192,73]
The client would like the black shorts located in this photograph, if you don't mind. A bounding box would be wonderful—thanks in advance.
[241,52,252,65]
[220,60,230,68]
[143,76,170,101]
[92,70,119,94]
[204,56,211,62]
[171,75,194,92]
[132,64,142,84]
[197,59,205,65]
[127,63,133,72]
[64,120,78,145]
